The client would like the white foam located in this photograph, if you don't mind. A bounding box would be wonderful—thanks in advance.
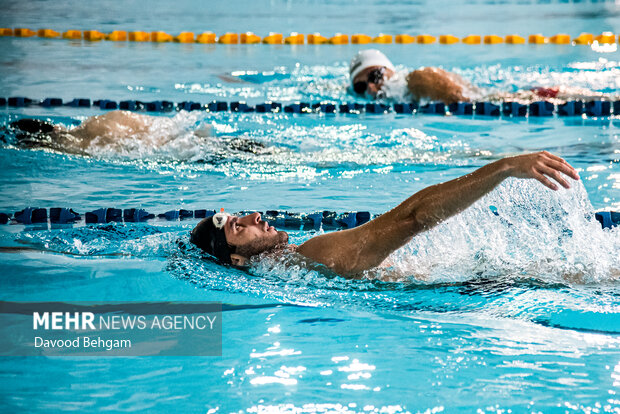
[378,69,410,102]
[388,178,620,284]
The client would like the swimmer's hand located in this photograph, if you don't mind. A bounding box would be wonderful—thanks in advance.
[502,151,580,190]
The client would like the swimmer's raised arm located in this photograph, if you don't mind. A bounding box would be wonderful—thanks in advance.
[297,151,579,275]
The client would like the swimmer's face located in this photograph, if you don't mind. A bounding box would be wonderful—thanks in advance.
[224,212,289,265]
[352,66,395,97]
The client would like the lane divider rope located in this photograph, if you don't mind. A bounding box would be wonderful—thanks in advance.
[0,29,618,46]
[2,97,619,118]
[1,207,618,230]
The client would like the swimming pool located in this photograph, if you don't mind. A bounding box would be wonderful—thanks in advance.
[1,0,620,412]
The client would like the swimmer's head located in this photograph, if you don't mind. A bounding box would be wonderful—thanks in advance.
[7,118,60,150]
[349,49,396,98]
[9,118,55,140]
[190,211,289,266]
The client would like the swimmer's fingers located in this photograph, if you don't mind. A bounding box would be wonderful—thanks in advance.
[532,171,559,191]
[541,152,580,179]
[543,158,580,181]
[538,165,571,189]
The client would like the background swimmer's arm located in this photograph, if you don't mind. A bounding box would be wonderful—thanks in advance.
[72,111,153,138]
[298,152,579,276]
[406,67,469,104]
[68,111,154,150]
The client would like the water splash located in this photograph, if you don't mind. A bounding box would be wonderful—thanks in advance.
[389,177,619,284]
[14,224,176,258]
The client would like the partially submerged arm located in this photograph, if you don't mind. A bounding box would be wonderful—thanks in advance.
[406,67,470,104]
[297,152,579,276]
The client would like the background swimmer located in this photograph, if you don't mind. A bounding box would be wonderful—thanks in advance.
[3,111,271,156]
[350,49,607,104]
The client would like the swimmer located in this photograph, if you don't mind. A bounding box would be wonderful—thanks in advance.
[349,49,606,104]
[191,151,580,277]
[3,111,269,156]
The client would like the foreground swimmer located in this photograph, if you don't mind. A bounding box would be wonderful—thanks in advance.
[350,49,606,104]
[191,151,580,276]
[4,111,268,155]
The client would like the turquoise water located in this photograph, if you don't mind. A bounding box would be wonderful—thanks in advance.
[1,1,620,412]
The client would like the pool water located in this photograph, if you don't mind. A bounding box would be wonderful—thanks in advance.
[1,1,620,412]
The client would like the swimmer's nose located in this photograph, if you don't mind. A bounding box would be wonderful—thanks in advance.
[239,212,261,225]
[367,83,379,96]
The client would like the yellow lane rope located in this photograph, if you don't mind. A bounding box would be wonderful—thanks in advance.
[1,28,617,45]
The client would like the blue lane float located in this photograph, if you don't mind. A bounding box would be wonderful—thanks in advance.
[145,100,174,112]
[285,102,311,113]
[529,101,554,117]
[449,102,473,115]
[49,208,80,224]
[8,97,34,107]
[13,207,47,225]
[207,101,229,112]
[178,101,203,111]
[595,211,620,229]
[94,99,118,110]
[502,102,528,117]
[230,101,252,112]
[365,103,390,114]
[40,98,63,107]
[419,102,446,115]
[475,102,500,117]
[194,209,216,219]
[393,102,419,114]
[119,100,145,111]
[317,102,336,113]
[66,98,91,107]
[158,209,194,221]
[585,100,611,117]
[85,208,122,224]
[123,208,154,223]
[3,96,620,118]
[1,207,618,231]
[558,101,584,116]
[255,102,281,113]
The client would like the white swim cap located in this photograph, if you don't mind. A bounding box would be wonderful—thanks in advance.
[349,49,395,86]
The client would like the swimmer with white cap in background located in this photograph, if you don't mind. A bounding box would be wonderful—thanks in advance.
[349,49,607,104]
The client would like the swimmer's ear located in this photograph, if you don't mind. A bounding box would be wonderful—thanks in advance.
[230,253,248,267]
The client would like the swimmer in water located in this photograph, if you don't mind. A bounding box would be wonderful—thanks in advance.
[191,151,580,277]
[349,49,607,104]
[3,111,269,156]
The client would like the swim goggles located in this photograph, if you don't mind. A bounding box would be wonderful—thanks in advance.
[353,67,386,95]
